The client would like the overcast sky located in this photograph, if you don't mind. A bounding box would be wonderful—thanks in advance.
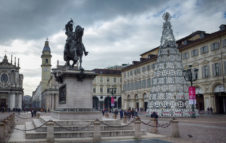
[0,0,225,96]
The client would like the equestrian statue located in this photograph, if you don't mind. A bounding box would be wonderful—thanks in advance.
[64,19,88,70]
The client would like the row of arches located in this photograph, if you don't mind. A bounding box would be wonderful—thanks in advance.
[93,96,121,110]
[195,84,226,114]
[125,93,149,111]
[124,83,226,114]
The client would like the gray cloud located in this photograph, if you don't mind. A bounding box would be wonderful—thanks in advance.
[0,0,165,42]
[1,0,224,42]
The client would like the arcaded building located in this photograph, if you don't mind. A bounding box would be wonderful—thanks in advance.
[122,24,226,114]
[92,69,122,110]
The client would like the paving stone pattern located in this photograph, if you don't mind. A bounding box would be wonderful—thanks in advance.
[101,139,172,143]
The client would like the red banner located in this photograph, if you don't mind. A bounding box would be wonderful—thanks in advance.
[189,86,196,99]
[189,86,196,104]
[111,96,115,107]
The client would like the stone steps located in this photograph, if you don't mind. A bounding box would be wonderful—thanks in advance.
[25,122,35,132]
[25,129,135,139]
[30,118,133,132]
[23,117,136,140]
[8,125,26,143]
[40,116,121,126]
[32,118,46,132]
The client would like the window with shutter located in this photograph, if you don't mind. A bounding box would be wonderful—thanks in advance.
[202,66,205,78]
[224,61,226,75]
[200,46,208,54]
[207,65,210,77]
[223,39,226,48]
[218,63,222,76]
[191,49,199,57]
[211,42,220,51]
[200,47,204,54]
[213,63,221,76]
[100,87,103,93]
[212,64,216,76]
[147,65,150,71]
[202,65,209,78]
[211,44,214,51]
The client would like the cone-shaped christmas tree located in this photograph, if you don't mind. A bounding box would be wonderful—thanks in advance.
[147,12,192,117]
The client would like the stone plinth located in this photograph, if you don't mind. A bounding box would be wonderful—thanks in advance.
[56,70,96,109]
[51,111,101,120]
[52,69,100,120]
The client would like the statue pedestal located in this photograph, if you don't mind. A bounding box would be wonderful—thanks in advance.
[52,69,101,120]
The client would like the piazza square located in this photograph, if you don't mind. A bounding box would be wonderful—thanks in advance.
[0,0,226,143]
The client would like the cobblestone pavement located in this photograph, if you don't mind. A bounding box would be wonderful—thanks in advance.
[138,113,226,143]
[100,139,171,143]
[14,111,36,124]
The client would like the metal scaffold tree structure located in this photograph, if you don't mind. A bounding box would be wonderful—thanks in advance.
[147,12,194,117]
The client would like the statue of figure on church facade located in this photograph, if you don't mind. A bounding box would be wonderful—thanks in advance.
[64,19,88,70]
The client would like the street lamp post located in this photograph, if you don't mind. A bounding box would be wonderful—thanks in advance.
[183,65,199,118]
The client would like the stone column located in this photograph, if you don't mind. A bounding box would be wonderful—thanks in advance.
[46,120,54,143]
[51,94,54,111]
[15,94,19,108]
[125,99,128,110]
[9,93,15,110]
[131,99,136,109]
[171,119,180,138]
[54,94,56,110]
[204,94,210,111]
[210,94,216,113]
[139,99,144,110]
[18,94,22,109]
[93,119,101,142]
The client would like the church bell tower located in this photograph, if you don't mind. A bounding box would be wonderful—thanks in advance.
[41,39,52,89]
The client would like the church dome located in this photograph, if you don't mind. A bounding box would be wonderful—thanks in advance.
[42,40,51,53]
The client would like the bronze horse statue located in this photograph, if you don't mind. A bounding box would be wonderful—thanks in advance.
[64,20,88,70]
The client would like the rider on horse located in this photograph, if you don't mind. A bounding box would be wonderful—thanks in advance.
[64,19,88,69]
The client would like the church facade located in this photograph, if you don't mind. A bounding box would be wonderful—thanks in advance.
[0,55,23,111]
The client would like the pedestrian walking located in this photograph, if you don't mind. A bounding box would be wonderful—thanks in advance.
[114,109,118,119]
[31,110,34,117]
[102,109,105,116]
[207,107,210,114]
[210,107,213,114]
[151,111,159,125]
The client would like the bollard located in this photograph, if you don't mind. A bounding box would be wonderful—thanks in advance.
[3,119,10,139]
[134,117,141,139]
[171,119,180,138]
[123,116,127,124]
[46,120,55,143]
[36,113,40,118]
[93,119,101,142]
[150,118,158,134]
[8,114,14,132]
[0,122,6,143]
